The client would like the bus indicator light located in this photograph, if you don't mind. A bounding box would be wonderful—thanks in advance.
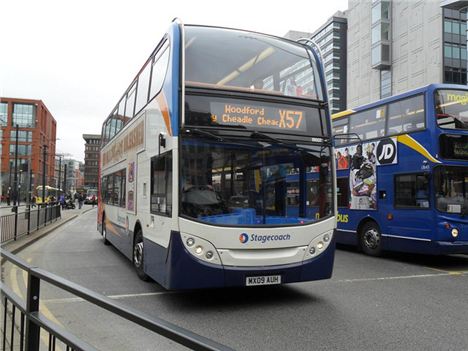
[186,238,195,247]
[387,213,393,220]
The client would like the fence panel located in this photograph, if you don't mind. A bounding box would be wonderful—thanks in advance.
[1,214,16,243]
[1,249,233,351]
[0,205,62,244]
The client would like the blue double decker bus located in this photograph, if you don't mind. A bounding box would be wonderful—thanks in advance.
[331,84,467,256]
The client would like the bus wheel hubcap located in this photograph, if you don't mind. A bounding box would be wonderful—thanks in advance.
[134,242,143,267]
[364,229,380,249]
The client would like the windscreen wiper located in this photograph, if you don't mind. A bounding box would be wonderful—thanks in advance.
[250,131,329,152]
[183,128,223,141]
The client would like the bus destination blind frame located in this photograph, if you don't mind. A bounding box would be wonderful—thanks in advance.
[209,101,307,132]
[210,102,307,132]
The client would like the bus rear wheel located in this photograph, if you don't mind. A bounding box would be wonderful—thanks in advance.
[133,229,150,281]
[360,222,382,256]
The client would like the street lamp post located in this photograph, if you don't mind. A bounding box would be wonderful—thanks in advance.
[63,163,68,194]
[13,124,19,209]
[42,144,47,204]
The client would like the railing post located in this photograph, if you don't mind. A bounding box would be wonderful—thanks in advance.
[44,205,48,227]
[36,205,40,231]
[27,204,31,234]
[13,206,18,241]
[25,272,40,351]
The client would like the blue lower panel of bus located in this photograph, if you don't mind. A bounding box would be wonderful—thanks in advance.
[199,208,313,225]
[336,229,468,255]
[144,231,335,290]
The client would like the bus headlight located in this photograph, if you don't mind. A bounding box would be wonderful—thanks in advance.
[304,230,333,261]
[186,238,195,247]
[452,228,459,238]
[181,234,222,265]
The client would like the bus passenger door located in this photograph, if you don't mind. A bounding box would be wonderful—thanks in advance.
[146,151,174,250]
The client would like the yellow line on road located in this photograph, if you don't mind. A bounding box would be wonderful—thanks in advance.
[20,259,65,351]
[422,265,468,275]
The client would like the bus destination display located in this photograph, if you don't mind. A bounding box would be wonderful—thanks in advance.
[209,102,307,132]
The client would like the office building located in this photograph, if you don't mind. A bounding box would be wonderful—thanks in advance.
[346,0,467,109]
[82,134,100,190]
[0,98,57,200]
[310,12,348,114]
[285,11,348,114]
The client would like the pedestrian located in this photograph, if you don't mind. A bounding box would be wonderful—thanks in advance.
[59,194,66,210]
[91,194,96,208]
[6,193,10,206]
[78,192,84,209]
[31,195,36,208]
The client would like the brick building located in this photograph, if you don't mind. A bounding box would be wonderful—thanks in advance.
[0,98,56,201]
[82,134,101,190]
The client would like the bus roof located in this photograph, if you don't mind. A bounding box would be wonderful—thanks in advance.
[332,83,468,120]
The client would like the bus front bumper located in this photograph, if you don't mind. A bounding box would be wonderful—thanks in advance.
[144,231,336,290]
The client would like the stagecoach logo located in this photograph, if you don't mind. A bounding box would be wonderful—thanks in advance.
[239,232,291,244]
[239,233,249,244]
[376,138,397,165]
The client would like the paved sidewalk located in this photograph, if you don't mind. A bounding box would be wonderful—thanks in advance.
[2,205,97,254]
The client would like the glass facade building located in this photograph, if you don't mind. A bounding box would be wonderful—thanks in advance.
[443,8,467,84]
[310,12,348,114]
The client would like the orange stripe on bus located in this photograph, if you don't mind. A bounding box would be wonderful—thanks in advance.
[156,94,172,136]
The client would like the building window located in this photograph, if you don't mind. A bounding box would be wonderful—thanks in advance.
[12,104,35,127]
[9,144,31,156]
[380,70,391,99]
[0,103,7,126]
[10,130,32,142]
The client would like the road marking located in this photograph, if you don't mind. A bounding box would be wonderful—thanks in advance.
[421,265,468,275]
[43,291,176,304]
[21,260,65,351]
[334,272,466,284]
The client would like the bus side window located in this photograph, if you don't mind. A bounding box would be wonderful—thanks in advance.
[395,173,429,208]
[337,177,350,207]
[151,151,172,216]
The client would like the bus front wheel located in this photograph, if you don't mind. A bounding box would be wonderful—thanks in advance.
[360,222,382,256]
[133,229,150,281]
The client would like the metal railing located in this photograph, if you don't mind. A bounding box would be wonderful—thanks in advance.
[0,204,61,244]
[0,249,234,351]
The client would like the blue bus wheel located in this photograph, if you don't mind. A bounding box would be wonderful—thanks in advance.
[360,222,382,256]
[133,229,150,281]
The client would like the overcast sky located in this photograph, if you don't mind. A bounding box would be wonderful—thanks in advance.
[0,0,347,161]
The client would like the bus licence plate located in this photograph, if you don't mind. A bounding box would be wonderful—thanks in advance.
[246,275,281,286]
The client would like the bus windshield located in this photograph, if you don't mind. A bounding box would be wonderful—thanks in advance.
[435,90,468,130]
[180,137,332,226]
[185,26,323,100]
[434,166,468,215]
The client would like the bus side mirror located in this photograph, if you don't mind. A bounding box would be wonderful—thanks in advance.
[159,133,166,148]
